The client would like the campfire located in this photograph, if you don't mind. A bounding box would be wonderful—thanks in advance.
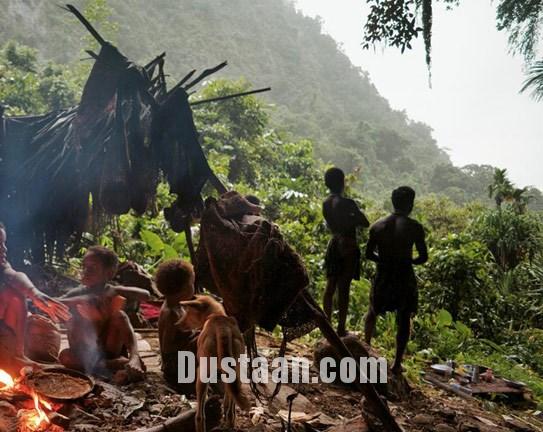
[0,369,65,432]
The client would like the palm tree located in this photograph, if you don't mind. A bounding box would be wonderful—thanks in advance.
[522,60,543,101]
[488,168,513,209]
[510,187,532,214]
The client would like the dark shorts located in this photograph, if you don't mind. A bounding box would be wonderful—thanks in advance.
[370,262,418,315]
[325,236,361,281]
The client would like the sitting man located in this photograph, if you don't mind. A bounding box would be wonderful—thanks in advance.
[59,246,149,382]
[364,186,428,374]
[0,222,71,374]
[155,259,198,392]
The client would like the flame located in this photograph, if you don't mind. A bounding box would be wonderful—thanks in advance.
[31,390,51,426]
[0,369,58,431]
[0,368,15,389]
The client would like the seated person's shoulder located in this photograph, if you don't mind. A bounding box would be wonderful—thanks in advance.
[1,264,31,282]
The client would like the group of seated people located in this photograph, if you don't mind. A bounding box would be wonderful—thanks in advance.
[0,221,201,390]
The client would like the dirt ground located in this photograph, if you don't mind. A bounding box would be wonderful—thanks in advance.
[49,330,543,432]
[8,269,543,432]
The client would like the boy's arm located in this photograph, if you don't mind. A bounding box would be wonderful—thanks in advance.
[365,228,380,263]
[111,285,150,302]
[5,267,71,322]
[348,200,370,229]
[120,310,145,378]
[412,225,428,265]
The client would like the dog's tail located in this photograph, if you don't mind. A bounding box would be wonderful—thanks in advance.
[217,324,250,411]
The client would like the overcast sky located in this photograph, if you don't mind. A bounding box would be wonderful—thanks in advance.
[294,0,543,189]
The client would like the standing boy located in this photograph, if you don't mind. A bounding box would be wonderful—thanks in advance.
[155,259,198,392]
[322,168,369,336]
[364,186,428,374]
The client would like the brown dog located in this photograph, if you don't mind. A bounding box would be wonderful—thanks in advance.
[176,295,249,432]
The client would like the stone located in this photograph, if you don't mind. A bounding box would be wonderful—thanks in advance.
[253,382,315,414]
[435,423,457,432]
[412,414,435,425]
[326,416,369,432]
[149,403,165,415]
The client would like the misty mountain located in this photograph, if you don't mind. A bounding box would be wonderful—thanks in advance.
[0,0,515,202]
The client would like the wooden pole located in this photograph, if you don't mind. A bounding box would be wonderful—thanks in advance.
[63,4,107,46]
[190,87,272,106]
[183,61,228,91]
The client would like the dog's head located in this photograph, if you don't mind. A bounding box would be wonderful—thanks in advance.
[175,294,225,331]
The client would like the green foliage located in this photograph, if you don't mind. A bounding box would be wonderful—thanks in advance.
[472,207,542,271]
[522,60,543,101]
[0,41,79,115]
[496,0,543,61]
[412,195,478,239]
[413,309,474,360]
[362,0,543,66]
[419,233,500,335]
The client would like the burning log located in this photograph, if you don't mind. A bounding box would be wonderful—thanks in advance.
[0,368,68,432]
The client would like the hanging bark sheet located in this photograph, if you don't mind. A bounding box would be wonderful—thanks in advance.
[195,191,318,339]
[0,4,232,264]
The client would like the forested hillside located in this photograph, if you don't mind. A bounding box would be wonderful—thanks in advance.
[1,0,522,202]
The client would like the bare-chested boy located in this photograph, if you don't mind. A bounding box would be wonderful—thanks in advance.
[364,186,428,374]
[59,246,149,382]
[322,168,369,336]
[155,259,198,391]
[0,222,71,374]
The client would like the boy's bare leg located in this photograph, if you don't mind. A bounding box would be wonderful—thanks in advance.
[0,287,42,371]
[364,308,377,345]
[104,311,145,381]
[336,273,352,337]
[391,311,411,374]
[323,277,337,321]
